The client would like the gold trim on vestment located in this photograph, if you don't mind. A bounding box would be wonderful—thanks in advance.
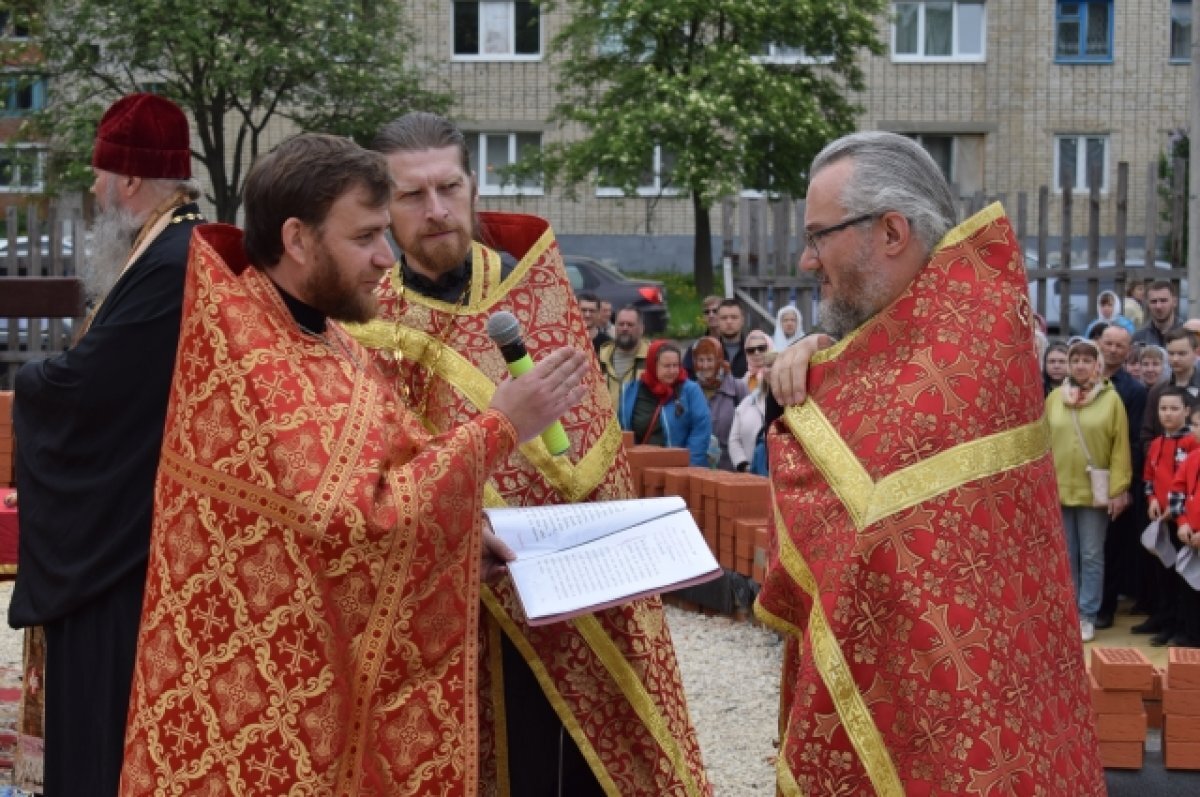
[348,321,623,503]
[771,507,904,796]
[159,449,313,531]
[781,401,1051,530]
[775,729,806,797]
[480,587,620,797]
[809,202,1007,368]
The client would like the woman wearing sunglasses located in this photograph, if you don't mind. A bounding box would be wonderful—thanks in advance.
[741,330,773,393]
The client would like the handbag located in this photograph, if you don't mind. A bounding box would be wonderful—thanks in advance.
[1071,408,1111,507]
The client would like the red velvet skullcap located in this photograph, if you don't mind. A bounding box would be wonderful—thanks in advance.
[91,93,191,179]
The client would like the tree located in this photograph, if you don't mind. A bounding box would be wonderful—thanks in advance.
[528,0,885,296]
[15,0,449,222]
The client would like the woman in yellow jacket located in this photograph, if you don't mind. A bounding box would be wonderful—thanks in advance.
[1045,339,1133,643]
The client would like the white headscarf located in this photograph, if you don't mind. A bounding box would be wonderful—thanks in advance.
[773,304,805,350]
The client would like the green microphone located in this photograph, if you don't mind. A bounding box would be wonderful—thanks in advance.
[486,310,571,456]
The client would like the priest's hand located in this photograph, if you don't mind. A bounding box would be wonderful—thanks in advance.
[490,348,589,443]
[769,333,834,406]
[481,517,515,582]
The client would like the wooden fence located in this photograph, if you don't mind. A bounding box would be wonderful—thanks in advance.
[0,204,86,389]
[722,159,1187,338]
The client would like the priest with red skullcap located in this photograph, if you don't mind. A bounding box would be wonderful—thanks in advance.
[8,93,202,796]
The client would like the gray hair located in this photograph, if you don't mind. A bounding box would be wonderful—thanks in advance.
[144,177,201,203]
[370,112,472,174]
[810,131,957,256]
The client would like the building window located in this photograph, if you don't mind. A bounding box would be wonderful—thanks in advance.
[0,12,30,39]
[0,145,46,193]
[465,132,542,195]
[1055,134,1109,193]
[905,133,986,196]
[2,76,46,116]
[892,1,986,62]
[453,1,540,60]
[1055,1,1113,62]
[754,43,834,65]
[596,146,679,197]
[1172,1,1192,62]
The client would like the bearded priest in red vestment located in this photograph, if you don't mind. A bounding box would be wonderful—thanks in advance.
[118,135,589,795]
[348,112,710,797]
[758,132,1105,795]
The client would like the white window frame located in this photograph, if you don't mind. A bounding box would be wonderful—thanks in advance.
[752,43,835,65]
[0,143,46,193]
[891,1,987,63]
[1053,134,1110,194]
[1171,0,1192,63]
[595,145,680,198]
[467,131,544,196]
[452,1,542,62]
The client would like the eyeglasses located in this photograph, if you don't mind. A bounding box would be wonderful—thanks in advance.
[746,345,769,355]
[804,213,878,259]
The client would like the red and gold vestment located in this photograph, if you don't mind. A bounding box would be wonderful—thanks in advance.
[119,224,518,795]
[351,212,710,797]
[757,205,1105,795]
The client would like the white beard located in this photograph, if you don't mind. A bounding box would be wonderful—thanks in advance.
[81,201,143,301]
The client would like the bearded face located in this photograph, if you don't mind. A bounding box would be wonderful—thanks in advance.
[81,177,143,300]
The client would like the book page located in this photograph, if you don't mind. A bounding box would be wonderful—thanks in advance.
[506,509,719,622]
[486,496,686,556]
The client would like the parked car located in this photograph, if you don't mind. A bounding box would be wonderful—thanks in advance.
[564,255,669,335]
[1024,252,1183,336]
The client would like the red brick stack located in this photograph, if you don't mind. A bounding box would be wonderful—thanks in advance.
[1145,666,1165,732]
[1164,647,1200,770]
[1090,647,1152,770]
[625,445,689,497]
[715,474,770,577]
[0,391,13,487]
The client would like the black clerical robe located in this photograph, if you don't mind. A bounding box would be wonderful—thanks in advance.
[8,204,202,797]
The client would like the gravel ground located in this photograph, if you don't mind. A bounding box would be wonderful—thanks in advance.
[664,603,783,796]
[0,583,783,795]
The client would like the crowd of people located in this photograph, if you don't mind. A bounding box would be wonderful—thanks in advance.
[585,290,804,472]
[1041,280,1200,646]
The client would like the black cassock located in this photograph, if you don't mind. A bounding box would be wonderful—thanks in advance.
[8,206,201,796]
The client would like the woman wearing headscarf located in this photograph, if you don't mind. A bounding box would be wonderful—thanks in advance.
[690,337,747,470]
[772,305,805,350]
[619,340,712,466]
[741,329,773,393]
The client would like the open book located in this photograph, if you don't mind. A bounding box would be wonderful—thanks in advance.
[486,496,721,626]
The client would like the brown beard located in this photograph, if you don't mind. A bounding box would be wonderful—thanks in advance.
[303,240,376,324]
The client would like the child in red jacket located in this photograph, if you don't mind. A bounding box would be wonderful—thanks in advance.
[1165,400,1200,647]
[1141,387,1197,644]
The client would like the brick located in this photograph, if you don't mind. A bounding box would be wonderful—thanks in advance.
[1147,700,1163,730]
[703,506,718,536]
[717,498,770,521]
[626,446,690,470]
[1145,667,1165,701]
[1091,648,1155,691]
[734,537,753,560]
[1165,673,1200,716]
[715,473,770,503]
[1169,648,1200,691]
[641,467,668,490]
[0,438,12,456]
[1166,714,1200,742]
[658,467,693,499]
[1088,674,1144,714]
[1164,738,1200,770]
[621,430,634,449]
[752,561,766,582]
[1094,712,1147,743]
[701,528,717,554]
[1098,740,1143,770]
[735,554,753,577]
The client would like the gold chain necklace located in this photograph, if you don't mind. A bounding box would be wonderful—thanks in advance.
[391,260,472,421]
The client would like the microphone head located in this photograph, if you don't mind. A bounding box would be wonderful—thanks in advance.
[486,311,523,348]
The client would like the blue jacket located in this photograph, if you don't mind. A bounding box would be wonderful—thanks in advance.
[618,378,712,466]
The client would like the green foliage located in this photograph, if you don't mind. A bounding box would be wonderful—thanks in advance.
[522,0,885,293]
[1159,128,1189,265]
[628,269,722,339]
[21,0,450,221]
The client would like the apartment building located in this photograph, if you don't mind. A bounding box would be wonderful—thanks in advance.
[0,10,47,215]
[408,0,1192,264]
